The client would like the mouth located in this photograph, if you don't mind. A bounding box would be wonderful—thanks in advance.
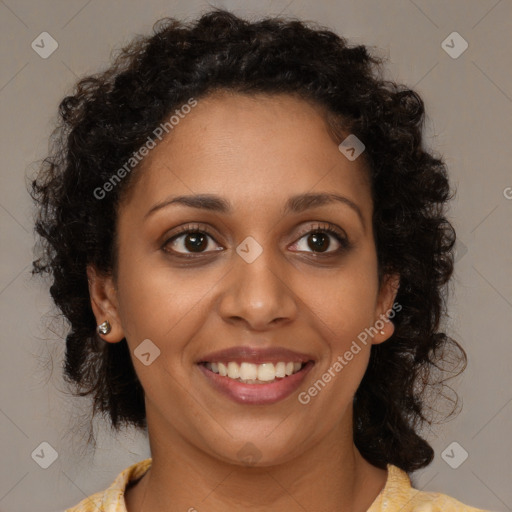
[200,360,307,384]
[197,358,315,405]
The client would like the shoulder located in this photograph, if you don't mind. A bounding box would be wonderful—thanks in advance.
[368,464,495,512]
[64,458,152,512]
[404,490,493,512]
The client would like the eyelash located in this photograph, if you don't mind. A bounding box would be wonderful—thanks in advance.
[162,222,351,259]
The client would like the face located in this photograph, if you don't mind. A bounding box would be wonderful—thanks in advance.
[88,91,399,466]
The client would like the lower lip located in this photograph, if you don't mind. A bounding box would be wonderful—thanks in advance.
[197,361,315,405]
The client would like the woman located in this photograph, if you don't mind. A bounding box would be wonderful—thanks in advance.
[31,9,491,512]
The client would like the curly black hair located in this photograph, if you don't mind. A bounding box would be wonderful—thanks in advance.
[30,8,466,473]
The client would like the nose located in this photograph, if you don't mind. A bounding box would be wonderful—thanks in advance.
[216,243,298,331]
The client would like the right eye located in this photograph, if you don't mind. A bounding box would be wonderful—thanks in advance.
[162,224,224,257]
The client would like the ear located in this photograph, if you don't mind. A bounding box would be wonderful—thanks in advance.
[371,273,400,345]
[86,264,125,343]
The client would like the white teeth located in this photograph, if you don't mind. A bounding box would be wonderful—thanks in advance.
[275,362,286,378]
[239,362,258,380]
[227,362,239,379]
[218,362,227,376]
[204,361,305,383]
[257,363,275,382]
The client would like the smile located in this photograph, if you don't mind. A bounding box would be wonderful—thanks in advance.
[203,361,304,383]
[198,360,315,405]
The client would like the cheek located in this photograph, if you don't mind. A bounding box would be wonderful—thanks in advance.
[301,263,379,349]
[114,261,213,416]
[115,257,209,355]
[295,272,378,428]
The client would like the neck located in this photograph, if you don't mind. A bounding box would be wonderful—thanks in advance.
[126,410,388,512]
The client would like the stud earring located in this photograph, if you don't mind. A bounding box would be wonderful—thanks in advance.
[379,330,385,335]
[97,320,112,335]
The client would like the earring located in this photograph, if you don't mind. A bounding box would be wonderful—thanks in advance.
[97,320,111,335]
[379,330,385,335]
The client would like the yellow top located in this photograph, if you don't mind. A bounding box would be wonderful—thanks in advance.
[65,457,492,511]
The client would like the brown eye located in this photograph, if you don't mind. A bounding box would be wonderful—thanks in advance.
[290,224,350,255]
[306,232,331,253]
[179,232,209,252]
[162,225,223,256]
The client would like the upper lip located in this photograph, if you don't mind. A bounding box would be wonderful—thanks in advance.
[197,346,315,365]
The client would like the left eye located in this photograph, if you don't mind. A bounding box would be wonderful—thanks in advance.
[291,227,348,254]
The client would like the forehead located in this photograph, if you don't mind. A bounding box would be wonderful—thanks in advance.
[120,91,372,218]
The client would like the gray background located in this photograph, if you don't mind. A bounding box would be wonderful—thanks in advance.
[0,1,511,511]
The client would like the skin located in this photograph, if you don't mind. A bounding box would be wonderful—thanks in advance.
[88,91,400,512]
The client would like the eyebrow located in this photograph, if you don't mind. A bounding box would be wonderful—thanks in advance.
[144,192,365,231]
